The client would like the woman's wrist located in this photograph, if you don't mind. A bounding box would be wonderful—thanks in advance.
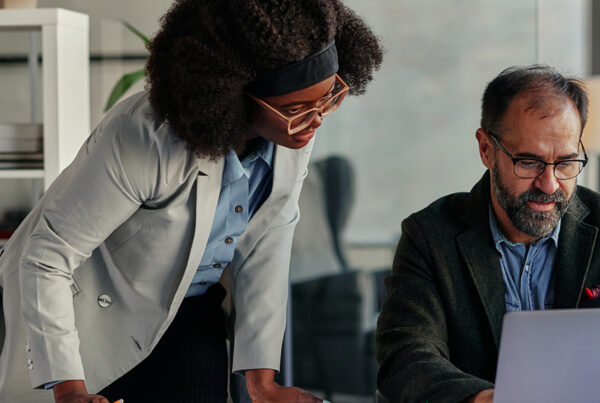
[52,379,87,400]
[245,368,277,395]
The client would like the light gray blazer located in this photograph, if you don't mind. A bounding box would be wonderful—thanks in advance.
[0,92,313,402]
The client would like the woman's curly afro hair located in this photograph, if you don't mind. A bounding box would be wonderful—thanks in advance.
[146,0,383,159]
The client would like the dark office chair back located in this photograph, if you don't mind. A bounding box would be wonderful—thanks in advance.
[313,155,355,270]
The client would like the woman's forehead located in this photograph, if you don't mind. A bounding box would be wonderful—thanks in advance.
[264,75,336,107]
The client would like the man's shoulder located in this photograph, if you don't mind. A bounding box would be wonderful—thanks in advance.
[575,185,600,225]
[404,190,475,230]
[576,185,600,207]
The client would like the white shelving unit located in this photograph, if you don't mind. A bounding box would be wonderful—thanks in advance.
[0,8,89,189]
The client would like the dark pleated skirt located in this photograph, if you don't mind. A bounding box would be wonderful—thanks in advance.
[99,284,228,403]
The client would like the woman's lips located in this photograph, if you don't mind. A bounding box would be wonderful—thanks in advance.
[527,200,556,212]
[292,130,315,142]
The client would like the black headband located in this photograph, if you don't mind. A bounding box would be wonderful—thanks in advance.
[247,40,339,97]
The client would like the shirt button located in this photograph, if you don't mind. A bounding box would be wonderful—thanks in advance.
[235,205,243,213]
[213,263,221,268]
[225,237,233,244]
[25,341,30,352]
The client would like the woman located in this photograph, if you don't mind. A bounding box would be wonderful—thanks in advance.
[0,0,382,402]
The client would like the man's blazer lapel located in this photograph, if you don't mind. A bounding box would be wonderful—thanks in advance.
[456,172,505,348]
[457,227,505,348]
[553,194,598,308]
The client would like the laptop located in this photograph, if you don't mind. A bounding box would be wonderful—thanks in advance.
[494,308,600,403]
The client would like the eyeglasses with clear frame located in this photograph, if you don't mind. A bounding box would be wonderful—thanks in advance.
[248,74,349,135]
[487,131,588,180]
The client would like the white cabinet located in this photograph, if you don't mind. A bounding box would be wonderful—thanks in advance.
[0,8,89,189]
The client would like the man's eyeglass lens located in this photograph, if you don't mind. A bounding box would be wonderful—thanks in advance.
[514,160,585,180]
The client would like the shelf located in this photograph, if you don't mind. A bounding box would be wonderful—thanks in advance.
[0,169,44,179]
[0,8,90,190]
[0,8,87,30]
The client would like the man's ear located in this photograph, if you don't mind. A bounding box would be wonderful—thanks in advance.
[475,128,493,169]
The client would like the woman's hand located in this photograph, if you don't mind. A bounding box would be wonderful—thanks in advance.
[53,380,110,403]
[246,368,325,402]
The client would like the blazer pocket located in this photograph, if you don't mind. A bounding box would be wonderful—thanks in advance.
[105,220,143,253]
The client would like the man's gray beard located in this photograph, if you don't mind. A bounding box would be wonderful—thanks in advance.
[491,165,571,238]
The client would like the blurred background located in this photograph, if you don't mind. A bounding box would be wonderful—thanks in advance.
[0,0,595,401]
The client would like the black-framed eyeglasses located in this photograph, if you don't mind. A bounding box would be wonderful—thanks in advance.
[487,131,588,180]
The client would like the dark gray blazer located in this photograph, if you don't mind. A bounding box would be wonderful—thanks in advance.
[376,172,600,403]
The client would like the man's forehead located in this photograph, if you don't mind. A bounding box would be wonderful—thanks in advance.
[498,91,582,152]
[499,91,581,136]
[510,91,578,120]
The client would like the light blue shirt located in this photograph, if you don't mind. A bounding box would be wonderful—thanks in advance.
[185,139,274,297]
[489,205,561,312]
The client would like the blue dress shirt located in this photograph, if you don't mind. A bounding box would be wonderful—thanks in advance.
[489,205,560,312]
[185,139,274,297]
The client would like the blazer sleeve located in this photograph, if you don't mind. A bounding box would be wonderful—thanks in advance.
[375,215,494,403]
[19,114,162,388]
[230,146,312,374]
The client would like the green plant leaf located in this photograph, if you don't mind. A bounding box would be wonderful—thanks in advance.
[122,20,151,45]
[103,69,147,112]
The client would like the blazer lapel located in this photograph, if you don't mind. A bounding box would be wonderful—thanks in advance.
[233,144,304,266]
[553,193,597,308]
[457,172,506,348]
[458,228,505,347]
[167,157,224,311]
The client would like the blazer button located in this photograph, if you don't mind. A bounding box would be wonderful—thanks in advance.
[225,237,233,244]
[234,205,243,213]
[213,263,221,268]
[98,294,112,308]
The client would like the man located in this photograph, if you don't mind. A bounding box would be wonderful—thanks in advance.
[376,65,600,403]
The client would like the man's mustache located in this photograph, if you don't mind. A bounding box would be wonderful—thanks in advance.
[518,188,567,204]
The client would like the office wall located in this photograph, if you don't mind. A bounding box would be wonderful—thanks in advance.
[0,0,589,247]
[312,0,588,246]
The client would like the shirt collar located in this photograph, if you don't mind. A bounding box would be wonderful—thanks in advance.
[241,137,274,169]
[221,139,274,186]
[488,203,561,249]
